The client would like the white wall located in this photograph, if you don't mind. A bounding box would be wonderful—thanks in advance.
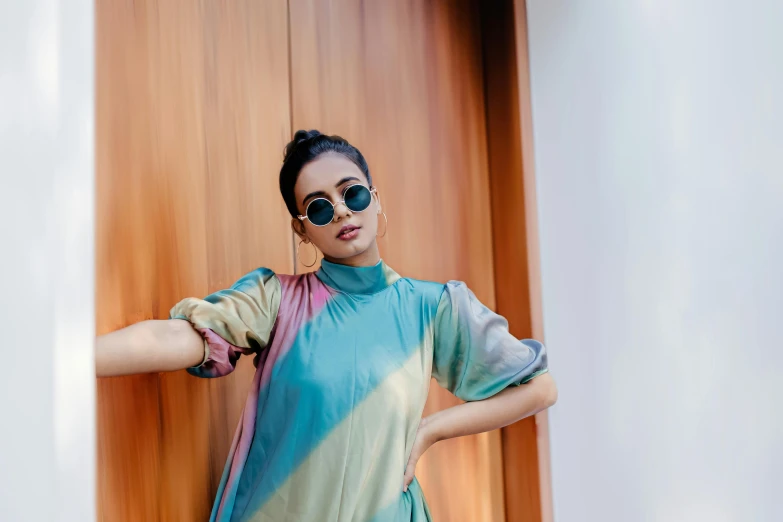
[526,1,783,521]
[0,1,95,520]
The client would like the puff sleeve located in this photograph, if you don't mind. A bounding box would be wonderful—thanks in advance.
[432,281,548,401]
[169,267,281,378]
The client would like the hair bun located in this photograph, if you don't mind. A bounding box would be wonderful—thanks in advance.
[279,130,372,218]
[293,129,321,143]
[284,129,322,162]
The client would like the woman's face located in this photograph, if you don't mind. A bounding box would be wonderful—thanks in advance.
[292,153,381,263]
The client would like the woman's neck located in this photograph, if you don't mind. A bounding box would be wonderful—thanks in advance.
[322,241,381,268]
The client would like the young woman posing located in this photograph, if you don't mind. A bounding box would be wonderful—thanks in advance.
[96,130,557,522]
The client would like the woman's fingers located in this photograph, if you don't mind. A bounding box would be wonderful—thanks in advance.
[403,417,434,492]
[403,456,417,492]
[403,442,423,492]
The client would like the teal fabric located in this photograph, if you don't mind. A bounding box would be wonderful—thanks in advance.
[170,260,548,521]
[432,281,549,401]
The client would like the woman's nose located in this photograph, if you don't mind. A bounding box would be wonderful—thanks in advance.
[332,201,352,222]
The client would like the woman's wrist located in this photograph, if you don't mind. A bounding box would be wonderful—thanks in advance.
[420,413,445,445]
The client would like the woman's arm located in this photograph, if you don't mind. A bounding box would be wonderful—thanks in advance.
[95,319,204,377]
[425,372,557,440]
[403,372,557,491]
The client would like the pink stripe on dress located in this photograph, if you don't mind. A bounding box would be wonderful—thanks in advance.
[214,272,333,521]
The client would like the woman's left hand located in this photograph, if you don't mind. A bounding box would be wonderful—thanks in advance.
[403,416,440,492]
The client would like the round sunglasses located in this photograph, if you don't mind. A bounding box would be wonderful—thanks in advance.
[297,184,377,227]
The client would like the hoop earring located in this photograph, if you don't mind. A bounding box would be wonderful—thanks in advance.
[377,212,388,238]
[297,240,318,267]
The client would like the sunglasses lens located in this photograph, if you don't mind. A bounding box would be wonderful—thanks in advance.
[344,185,372,213]
[307,199,334,226]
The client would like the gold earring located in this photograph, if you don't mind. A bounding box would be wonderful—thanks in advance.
[297,239,318,267]
[377,211,388,238]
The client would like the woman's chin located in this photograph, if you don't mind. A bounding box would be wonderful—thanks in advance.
[322,237,376,261]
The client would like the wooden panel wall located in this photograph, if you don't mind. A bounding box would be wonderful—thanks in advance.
[288,1,504,521]
[96,1,292,520]
[97,1,545,521]
[481,1,552,521]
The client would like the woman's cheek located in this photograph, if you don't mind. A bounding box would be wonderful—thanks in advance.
[311,228,336,251]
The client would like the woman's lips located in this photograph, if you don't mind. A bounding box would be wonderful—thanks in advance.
[337,225,360,240]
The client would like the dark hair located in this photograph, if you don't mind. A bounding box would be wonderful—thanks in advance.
[279,130,372,218]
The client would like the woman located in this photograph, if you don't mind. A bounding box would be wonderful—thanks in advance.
[96,130,557,522]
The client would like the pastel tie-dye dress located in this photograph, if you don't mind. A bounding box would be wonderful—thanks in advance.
[170,259,548,522]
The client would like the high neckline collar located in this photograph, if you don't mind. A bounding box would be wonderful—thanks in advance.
[316,258,400,295]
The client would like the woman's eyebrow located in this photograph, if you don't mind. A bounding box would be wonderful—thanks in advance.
[302,190,327,206]
[302,176,362,206]
[335,176,361,187]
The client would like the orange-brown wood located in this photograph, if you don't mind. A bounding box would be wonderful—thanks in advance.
[481,0,551,520]
[512,2,553,519]
[288,1,504,520]
[96,1,292,520]
[97,0,548,520]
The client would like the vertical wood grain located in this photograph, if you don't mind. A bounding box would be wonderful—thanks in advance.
[513,3,553,520]
[96,1,292,520]
[288,1,504,520]
[97,1,547,520]
[481,0,552,521]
